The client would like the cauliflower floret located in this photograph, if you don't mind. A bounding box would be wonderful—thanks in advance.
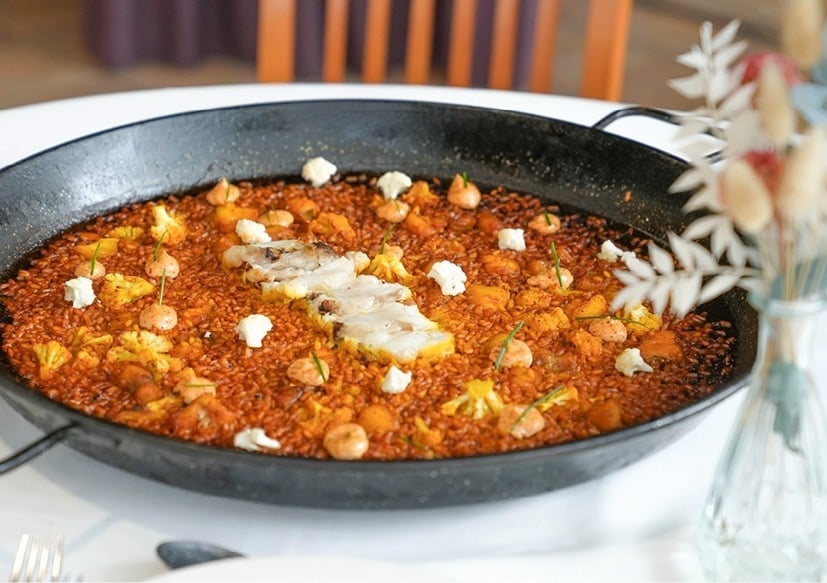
[64,276,95,308]
[99,274,155,307]
[301,156,337,187]
[235,314,273,348]
[615,348,654,377]
[365,252,412,283]
[440,379,504,419]
[381,365,412,394]
[377,171,412,199]
[106,226,144,242]
[75,238,119,259]
[150,204,187,244]
[498,228,526,251]
[235,218,272,244]
[623,303,663,334]
[32,341,72,379]
[428,260,467,296]
[69,327,113,368]
[106,330,178,379]
[234,427,282,451]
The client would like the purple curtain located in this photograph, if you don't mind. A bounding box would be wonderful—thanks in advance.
[84,0,539,88]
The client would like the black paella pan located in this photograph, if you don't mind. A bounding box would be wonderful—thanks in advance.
[0,100,756,509]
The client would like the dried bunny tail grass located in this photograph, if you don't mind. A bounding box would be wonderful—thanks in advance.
[756,61,796,148]
[781,0,824,70]
[776,127,827,218]
[721,159,774,233]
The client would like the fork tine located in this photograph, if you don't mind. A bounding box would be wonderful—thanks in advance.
[8,534,65,583]
[50,536,63,583]
[35,538,50,583]
[9,533,29,582]
[23,535,40,582]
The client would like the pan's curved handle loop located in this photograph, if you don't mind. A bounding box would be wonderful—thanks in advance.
[592,106,723,164]
[0,423,79,474]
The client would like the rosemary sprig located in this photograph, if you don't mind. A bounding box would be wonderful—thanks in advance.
[510,385,565,432]
[152,230,167,261]
[550,241,563,287]
[543,209,552,226]
[89,242,101,276]
[575,314,648,329]
[158,268,167,306]
[310,351,327,383]
[494,320,525,372]
[460,171,469,187]
[379,223,396,254]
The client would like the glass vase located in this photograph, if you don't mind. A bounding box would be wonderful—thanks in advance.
[698,296,827,581]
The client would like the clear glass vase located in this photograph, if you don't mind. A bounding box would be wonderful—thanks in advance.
[698,296,827,581]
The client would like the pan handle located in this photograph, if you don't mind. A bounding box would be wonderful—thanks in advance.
[591,106,723,164]
[0,423,79,474]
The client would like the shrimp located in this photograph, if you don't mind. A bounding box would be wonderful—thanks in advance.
[446,173,481,209]
[74,259,106,279]
[489,338,533,368]
[375,199,410,223]
[139,304,178,331]
[145,249,180,279]
[323,422,369,460]
[527,267,573,290]
[588,317,628,343]
[497,403,546,438]
[528,212,562,234]
[287,356,329,386]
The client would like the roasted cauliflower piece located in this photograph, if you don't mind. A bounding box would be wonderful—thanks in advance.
[106,226,145,242]
[364,252,412,283]
[150,204,187,244]
[32,341,72,379]
[309,212,357,242]
[624,304,663,335]
[75,237,119,259]
[106,330,180,379]
[440,379,504,419]
[99,274,155,307]
[69,326,114,368]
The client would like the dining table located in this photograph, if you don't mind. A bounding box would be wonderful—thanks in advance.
[0,82,817,582]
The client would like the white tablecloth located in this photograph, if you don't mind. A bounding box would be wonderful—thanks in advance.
[0,84,789,582]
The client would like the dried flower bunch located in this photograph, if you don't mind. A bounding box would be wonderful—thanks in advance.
[612,0,827,316]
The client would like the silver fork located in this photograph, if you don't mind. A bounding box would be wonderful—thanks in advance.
[8,534,64,582]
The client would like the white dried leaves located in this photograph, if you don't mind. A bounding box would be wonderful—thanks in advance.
[721,160,773,233]
[776,127,827,219]
[756,62,795,148]
[781,0,824,70]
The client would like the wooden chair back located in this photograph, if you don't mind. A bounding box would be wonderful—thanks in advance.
[257,0,633,101]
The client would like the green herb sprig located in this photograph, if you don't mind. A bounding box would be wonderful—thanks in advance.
[152,230,168,261]
[460,171,469,187]
[89,242,101,277]
[510,385,565,431]
[494,320,525,372]
[310,351,327,383]
[157,268,167,306]
[543,209,553,226]
[550,241,563,288]
[379,223,396,254]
